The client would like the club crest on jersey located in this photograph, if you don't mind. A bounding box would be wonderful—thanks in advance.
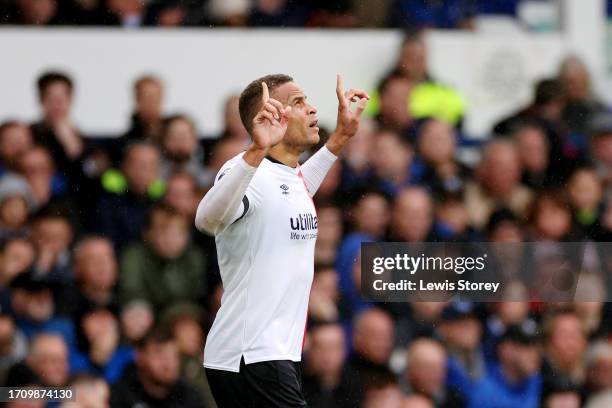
[290,213,318,231]
[280,184,290,195]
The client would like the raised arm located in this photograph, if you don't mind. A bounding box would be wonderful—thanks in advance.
[300,74,369,196]
[195,82,290,235]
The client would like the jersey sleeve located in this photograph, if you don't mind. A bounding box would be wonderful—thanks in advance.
[299,145,338,196]
[195,155,262,235]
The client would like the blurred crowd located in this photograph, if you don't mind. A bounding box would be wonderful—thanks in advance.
[0,30,611,408]
[5,0,612,29]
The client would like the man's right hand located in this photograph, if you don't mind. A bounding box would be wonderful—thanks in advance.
[243,82,290,167]
[251,82,290,150]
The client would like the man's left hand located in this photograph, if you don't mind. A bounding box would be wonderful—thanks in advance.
[326,74,369,155]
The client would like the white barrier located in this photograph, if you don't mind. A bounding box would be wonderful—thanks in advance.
[0,23,604,137]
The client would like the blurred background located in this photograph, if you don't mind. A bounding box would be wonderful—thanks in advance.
[1,0,612,407]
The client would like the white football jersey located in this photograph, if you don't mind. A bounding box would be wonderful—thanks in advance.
[203,153,318,372]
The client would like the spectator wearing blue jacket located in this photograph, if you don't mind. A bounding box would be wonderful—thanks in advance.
[438,302,486,397]
[8,273,76,350]
[468,323,543,408]
[70,308,134,383]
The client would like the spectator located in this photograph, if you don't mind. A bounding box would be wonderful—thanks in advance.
[218,94,249,143]
[371,129,417,197]
[0,121,33,174]
[60,373,110,408]
[512,121,554,189]
[30,72,86,177]
[541,309,587,388]
[308,266,340,323]
[8,273,76,348]
[415,118,470,197]
[160,115,207,187]
[465,139,532,229]
[57,235,117,318]
[435,195,478,241]
[143,0,199,27]
[584,341,612,397]
[70,307,133,383]
[373,74,413,134]
[348,308,395,393]
[0,174,36,238]
[390,187,436,242]
[527,190,577,241]
[493,79,572,183]
[404,338,466,408]
[338,118,376,192]
[119,300,154,346]
[249,0,310,27]
[558,56,606,135]
[1,0,60,24]
[361,369,405,408]
[106,0,146,27]
[540,376,582,408]
[567,167,604,237]
[163,305,217,408]
[315,204,343,265]
[163,172,199,219]
[120,75,165,146]
[482,289,531,361]
[119,204,207,315]
[0,312,28,385]
[29,204,74,282]
[395,302,447,346]
[303,322,360,408]
[110,324,204,407]
[394,32,430,84]
[5,333,69,387]
[346,189,390,240]
[96,141,164,251]
[0,236,35,287]
[587,111,612,186]
[206,0,250,26]
[468,323,542,408]
[438,302,485,396]
[18,145,65,207]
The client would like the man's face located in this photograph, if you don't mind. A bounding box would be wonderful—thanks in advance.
[40,81,71,122]
[29,336,69,387]
[123,145,160,196]
[136,81,163,122]
[504,342,542,378]
[146,212,189,260]
[138,340,181,386]
[399,41,427,80]
[354,312,394,365]
[0,124,33,164]
[440,317,482,352]
[270,82,319,150]
[163,118,196,162]
[32,218,73,255]
[547,315,586,367]
[308,325,345,377]
[75,239,117,290]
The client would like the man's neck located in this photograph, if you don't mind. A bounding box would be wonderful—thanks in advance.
[267,144,301,168]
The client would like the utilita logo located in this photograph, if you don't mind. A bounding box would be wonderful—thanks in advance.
[290,213,318,231]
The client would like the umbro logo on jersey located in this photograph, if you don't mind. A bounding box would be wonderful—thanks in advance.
[280,184,290,195]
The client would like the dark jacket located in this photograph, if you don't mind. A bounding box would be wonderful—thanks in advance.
[110,364,205,408]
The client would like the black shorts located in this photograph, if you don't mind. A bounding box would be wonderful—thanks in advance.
[205,356,307,407]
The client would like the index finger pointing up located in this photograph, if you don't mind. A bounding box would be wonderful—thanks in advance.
[262,82,269,103]
[336,74,347,109]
